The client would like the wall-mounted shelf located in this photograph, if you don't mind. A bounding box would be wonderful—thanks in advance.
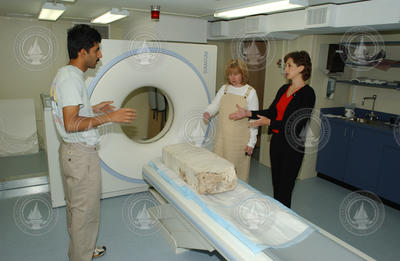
[345,61,400,68]
[336,80,400,90]
[340,41,400,46]
[340,41,400,69]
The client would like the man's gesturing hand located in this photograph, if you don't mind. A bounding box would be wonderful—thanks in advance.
[110,108,136,123]
[93,101,115,113]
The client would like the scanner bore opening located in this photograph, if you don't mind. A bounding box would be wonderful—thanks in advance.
[120,87,173,144]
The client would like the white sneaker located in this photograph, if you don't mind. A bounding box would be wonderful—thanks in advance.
[92,246,106,258]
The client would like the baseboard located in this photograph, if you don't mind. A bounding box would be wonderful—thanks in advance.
[317,173,400,211]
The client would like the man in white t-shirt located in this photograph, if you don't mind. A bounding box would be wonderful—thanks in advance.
[50,24,136,261]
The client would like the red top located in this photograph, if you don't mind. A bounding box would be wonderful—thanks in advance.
[272,86,301,133]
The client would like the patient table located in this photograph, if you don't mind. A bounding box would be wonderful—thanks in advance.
[142,158,375,261]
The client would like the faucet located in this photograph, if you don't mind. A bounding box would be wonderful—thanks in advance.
[361,95,377,120]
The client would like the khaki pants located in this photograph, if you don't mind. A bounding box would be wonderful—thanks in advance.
[59,142,101,261]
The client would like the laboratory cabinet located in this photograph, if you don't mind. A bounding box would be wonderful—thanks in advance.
[377,146,400,204]
[316,119,349,181]
[316,116,400,205]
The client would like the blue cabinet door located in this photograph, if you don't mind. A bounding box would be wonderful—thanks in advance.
[377,145,400,204]
[344,127,384,192]
[316,119,350,181]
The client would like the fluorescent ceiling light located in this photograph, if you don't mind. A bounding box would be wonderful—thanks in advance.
[38,2,66,21]
[91,8,129,24]
[214,0,305,19]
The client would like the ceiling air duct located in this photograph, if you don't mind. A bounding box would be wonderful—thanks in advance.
[305,4,337,28]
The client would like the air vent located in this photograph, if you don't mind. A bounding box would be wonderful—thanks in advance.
[307,7,327,25]
[92,24,109,39]
[71,22,110,39]
[209,21,229,37]
[245,16,267,33]
[305,4,336,28]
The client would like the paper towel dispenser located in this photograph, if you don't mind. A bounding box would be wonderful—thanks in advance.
[318,44,345,74]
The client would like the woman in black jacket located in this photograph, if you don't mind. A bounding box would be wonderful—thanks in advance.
[229,51,315,208]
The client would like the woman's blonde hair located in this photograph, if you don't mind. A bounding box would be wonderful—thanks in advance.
[225,59,249,85]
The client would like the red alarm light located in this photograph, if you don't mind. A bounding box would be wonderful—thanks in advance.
[151,5,160,21]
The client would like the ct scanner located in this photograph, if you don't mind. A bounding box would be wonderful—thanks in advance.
[45,39,217,207]
[43,39,375,261]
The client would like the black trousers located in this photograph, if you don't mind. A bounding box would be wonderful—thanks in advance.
[269,133,305,208]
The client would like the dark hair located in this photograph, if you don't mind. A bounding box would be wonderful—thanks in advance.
[67,24,102,59]
[284,51,312,81]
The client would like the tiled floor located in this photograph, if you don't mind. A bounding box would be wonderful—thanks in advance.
[1,158,399,261]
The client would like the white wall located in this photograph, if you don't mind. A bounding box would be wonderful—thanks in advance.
[121,11,207,43]
[0,17,70,146]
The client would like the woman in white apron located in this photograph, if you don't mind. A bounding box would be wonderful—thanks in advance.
[203,59,259,183]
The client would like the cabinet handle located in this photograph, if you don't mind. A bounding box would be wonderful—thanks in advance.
[351,129,354,138]
[344,128,347,137]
